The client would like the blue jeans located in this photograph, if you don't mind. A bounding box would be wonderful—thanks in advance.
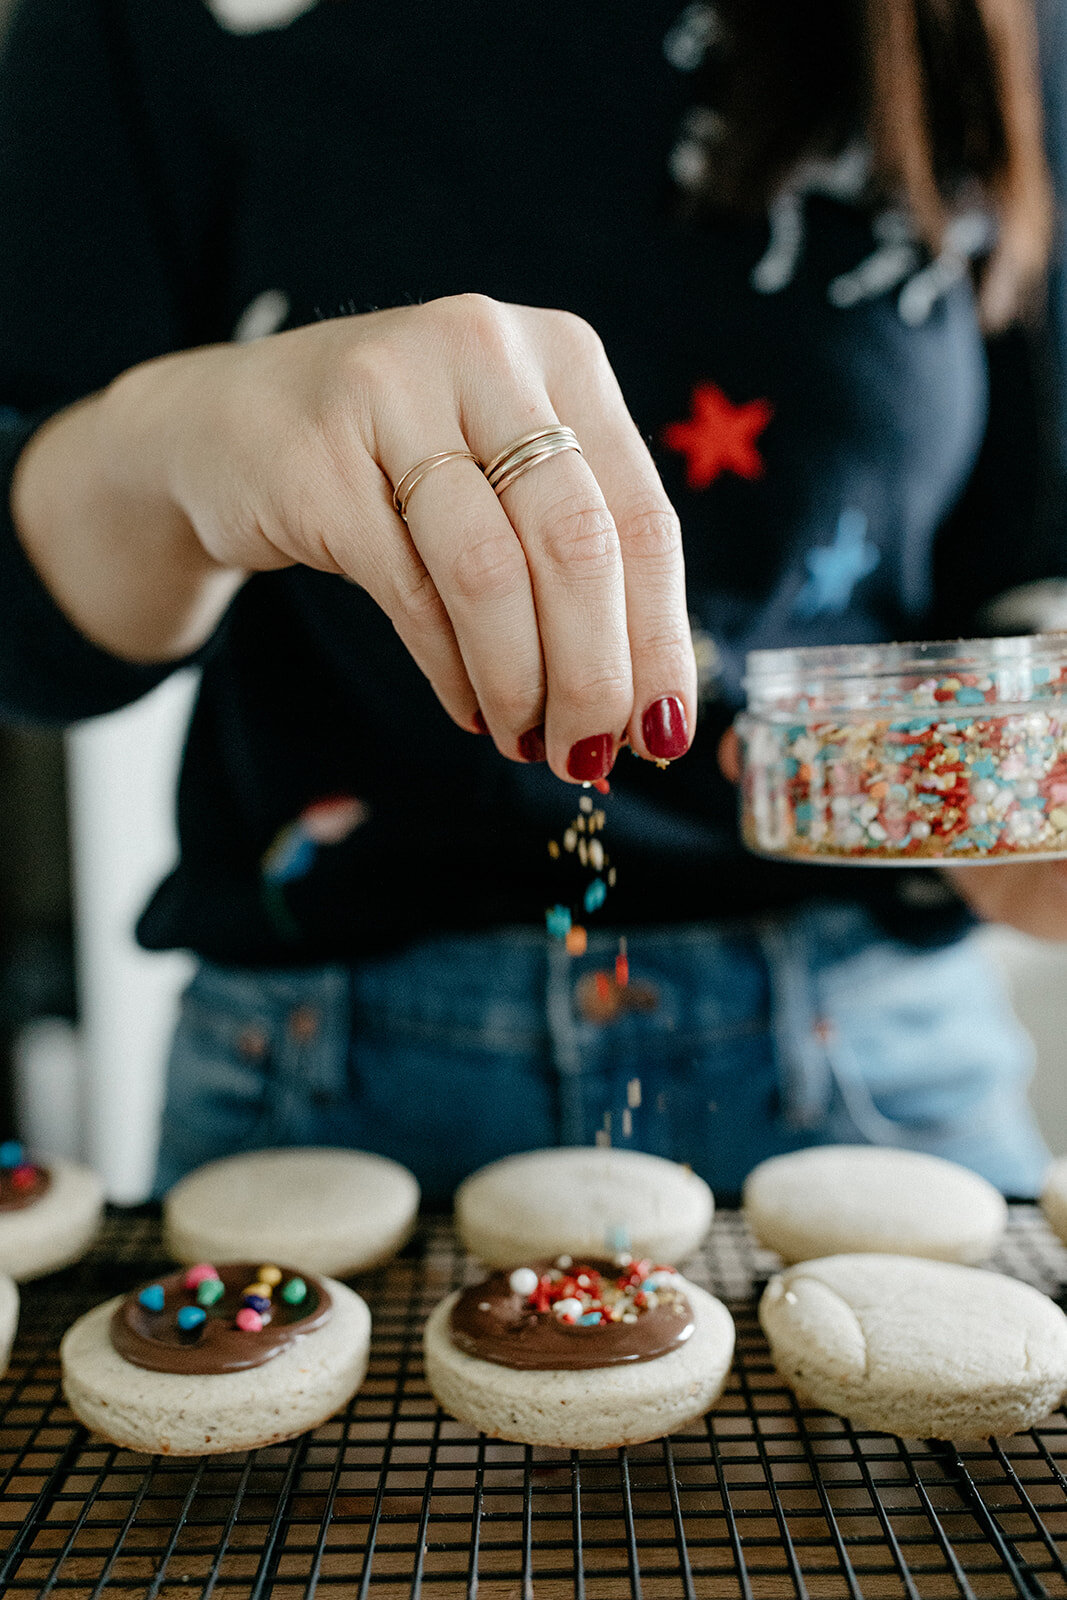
[154,902,1049,1204]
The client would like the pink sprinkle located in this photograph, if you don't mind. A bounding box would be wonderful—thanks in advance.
[235,1308,263,1332]
[183,1264,220,1290]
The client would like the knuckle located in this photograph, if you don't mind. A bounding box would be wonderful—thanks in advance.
[554,665,633,722]
[435,292,514,356]
[488,681,544,730]
[539,495,619,576]
[391,562,447,634]
[619,500,683,566]
[448,528,526,604]
[551,309,605,359]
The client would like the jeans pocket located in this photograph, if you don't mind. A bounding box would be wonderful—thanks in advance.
[154,981,276,1192]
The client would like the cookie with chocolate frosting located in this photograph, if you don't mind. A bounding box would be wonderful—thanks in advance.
[424,1254,734,1448]
[61,1259,370,1455]
[0,1148,104,1282]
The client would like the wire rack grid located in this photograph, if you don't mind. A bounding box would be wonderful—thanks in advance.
[1,1207,1067,1599]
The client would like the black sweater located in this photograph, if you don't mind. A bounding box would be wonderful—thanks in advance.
[2,0,1065,963]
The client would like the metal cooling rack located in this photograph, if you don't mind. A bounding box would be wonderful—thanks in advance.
[1,1208,1067,1599]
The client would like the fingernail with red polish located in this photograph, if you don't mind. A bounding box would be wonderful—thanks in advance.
[518,725,547,763]
[567,734,615,782]
[642,696,689,760]
[472,710,490,735]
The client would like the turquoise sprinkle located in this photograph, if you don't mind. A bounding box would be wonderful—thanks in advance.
[545,905,572,939]
[177,1306,206,1332]
[577,1312,602,1326]
[197,1277,225,1307]
[138,1285,165,1313]
[955,687,986,704]
[583,879,607,914]
[0,1142,22,1170]
[282,1277,307,1306]
[972,758,996,777]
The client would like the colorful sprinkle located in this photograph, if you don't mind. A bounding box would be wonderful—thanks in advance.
[183,1264,220,1290]
[565,924,588,956]
[235,1307,264,1332]
[583,878,607,913]
[241,1293,271,1314]
[281,1277,307,1306]
[138,1285,166,1313]
[176,1306,206,1332]
[258,1265,283,1286]
[509,1267,540,1297]
[546,904,572,939]
[242,1282,273,1301]
[197,1278,225,1308]
[10,1165,36,1190]
[0,1142,23,1169]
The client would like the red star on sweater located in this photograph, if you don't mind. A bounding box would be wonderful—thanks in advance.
[663,383,773,490]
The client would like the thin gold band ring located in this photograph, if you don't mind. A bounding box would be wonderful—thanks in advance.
[391,450,481,523]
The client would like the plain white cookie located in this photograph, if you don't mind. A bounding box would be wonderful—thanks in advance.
[760,1253,1067,1440]
[454,1148,713,1267]
[164,1148,419,1275]
[0,1158,105,1282]
[1040,1156,1067,1247]
[61,1277,370,1455]
[0,1274,19,1373]
[744,1146,1007,1265]
[424,1277,734,1448]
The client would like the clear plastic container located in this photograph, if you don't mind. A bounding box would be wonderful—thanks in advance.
[736,633,1067,864]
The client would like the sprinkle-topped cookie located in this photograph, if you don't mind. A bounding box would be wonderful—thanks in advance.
[0,1143,50,1213]
[449,1255,694,1370]
[111,1262,331,1374]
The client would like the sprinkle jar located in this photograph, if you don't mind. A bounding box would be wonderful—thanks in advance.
[736,633,1067,864]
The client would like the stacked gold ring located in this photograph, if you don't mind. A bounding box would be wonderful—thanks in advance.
[483,425,583,496]
[392,450,480,523]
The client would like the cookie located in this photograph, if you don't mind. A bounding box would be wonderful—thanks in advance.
[760,1253,1067,1440]
[61,1260,370,1454]
[454,1147,713,1267]
[0,1145,104,1282]
[1040,1156,1067,1247]
[424,1255,734,1448]
[163,1148,419,1276]
[0,1272,19,1374]
[743,1146,1006,1265]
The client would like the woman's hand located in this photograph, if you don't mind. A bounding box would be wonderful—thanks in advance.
[944,860,1067,941]
[51,295,696,783]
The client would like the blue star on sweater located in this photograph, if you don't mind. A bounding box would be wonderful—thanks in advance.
[794,508,880,618]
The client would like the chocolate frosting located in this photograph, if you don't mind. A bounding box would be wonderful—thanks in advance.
[0,1163,50,1213]
[449,1258,694,1371]
[110,1263,332,1374]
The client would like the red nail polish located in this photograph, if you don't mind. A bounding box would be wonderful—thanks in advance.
[567,734,614,781]
[518,725,547,763]
[642,696,689,760]
[472,710,489,735]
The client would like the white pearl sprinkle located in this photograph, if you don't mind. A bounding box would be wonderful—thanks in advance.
[508,1268,539,1298]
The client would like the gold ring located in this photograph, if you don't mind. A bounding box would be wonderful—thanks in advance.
[392,450,480,523]
[483,426,582,495]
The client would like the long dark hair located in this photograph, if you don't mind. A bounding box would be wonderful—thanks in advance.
[693,0,1051,328]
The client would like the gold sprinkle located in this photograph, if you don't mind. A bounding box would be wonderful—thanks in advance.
[627,1078,642,1109]
[576,815,586,832]
[655,758,670,770]
[579,796,593,813]
[589,839,604,870]
[622,1108,633,1138]
[547,839,560,859]
[578,838,589,866]
[608,867,617,887]
[563,828,577,852]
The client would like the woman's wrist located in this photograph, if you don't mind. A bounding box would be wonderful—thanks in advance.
[11,358,245,664]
